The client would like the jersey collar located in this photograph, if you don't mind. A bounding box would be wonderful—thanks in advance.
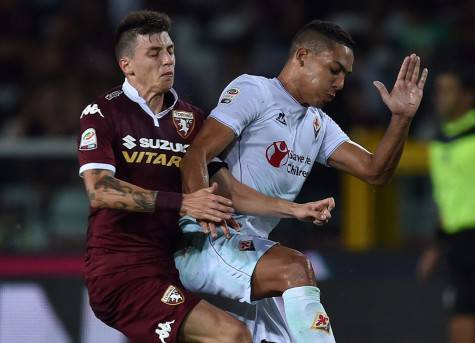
[122,78,178,127]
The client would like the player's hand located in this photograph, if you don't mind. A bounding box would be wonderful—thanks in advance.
[180,182,234,222]
[373,53,428,119]
[416,244,441,282]
[198,217,240,240]
[292,197,335,226]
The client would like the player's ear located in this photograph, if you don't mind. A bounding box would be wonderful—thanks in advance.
[295,47,308,67]
[119,57,134,76]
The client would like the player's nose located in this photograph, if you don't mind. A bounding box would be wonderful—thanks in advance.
[334,75,345,91]
[161,51,174,65]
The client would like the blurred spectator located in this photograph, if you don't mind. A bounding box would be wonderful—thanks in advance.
[417,62,475,343]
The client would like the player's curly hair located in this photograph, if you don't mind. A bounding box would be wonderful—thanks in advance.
[289,20,355,56]
[114,10,172,60]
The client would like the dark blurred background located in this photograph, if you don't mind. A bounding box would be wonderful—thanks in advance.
[1,0,474,342]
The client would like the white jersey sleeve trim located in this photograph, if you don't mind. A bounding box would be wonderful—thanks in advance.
[79,163,116,177]
[209,115,240,136]
[323,137,350,166]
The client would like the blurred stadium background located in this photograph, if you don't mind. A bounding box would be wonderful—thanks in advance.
[1,0,474,342]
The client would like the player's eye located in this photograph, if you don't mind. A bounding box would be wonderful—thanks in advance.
[330,67,340,75]
[167,47,174,55]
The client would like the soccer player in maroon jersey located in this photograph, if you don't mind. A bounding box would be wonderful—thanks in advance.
[78,11,253,343]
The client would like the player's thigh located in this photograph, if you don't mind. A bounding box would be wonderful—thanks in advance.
[252,244,316,299]
[175,231,277,304]
[87,272,201,343]
[178,300,251,343]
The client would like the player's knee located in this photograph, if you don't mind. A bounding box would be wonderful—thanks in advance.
[280,251,316,288]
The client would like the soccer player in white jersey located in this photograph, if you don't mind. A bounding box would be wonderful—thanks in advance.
[176,20,428,343]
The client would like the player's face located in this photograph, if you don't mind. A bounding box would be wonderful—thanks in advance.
[298,43,353,107]
[129,32,175,95]
[435,73,462,119]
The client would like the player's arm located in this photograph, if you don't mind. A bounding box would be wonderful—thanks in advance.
[211,167,334,225]
[180,117,236,193]
[328,54,428,185]
[82,169,233,221]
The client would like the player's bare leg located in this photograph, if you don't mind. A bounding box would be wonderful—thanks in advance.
[449,316,475,343]
[252,244,335,342]
[178,300,252,343]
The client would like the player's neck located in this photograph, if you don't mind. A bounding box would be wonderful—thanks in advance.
[128,78,165,113]
[278,67,305,106]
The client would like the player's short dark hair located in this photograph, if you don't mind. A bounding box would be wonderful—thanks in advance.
[114,10,172,60]
[289,20,355,56]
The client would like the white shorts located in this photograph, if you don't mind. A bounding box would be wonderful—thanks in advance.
[174,217,293,343]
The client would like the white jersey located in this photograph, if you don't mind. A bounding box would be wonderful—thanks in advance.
[210,74,349,237]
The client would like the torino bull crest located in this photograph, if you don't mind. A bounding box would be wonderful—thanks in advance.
[172,110,195,139]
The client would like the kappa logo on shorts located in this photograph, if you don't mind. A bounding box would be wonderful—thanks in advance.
[155,319,175,343]
[311,312,331,333]
[161,285,185,306]
[172,111,195,139]
[239,240,255,251]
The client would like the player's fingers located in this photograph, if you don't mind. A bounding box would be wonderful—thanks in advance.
[209,221,218,239]
[405,54,417,81]
[313,219,324,226]
[199,221,210,234]
[417,68,429,90]
[411,56,420,84]
[327,197,335,211]
[211,194,233,207]
[372,81,390,103]
[226,217,241,231]
[205,182,219,193]
[396,56,409,81]
[221,221,231,239]
[210,202,235,214]
[207,208,233,221]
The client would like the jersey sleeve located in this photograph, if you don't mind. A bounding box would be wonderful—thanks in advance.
[316,111,350,166]
[209,75,266,136]
[77,102,116,176]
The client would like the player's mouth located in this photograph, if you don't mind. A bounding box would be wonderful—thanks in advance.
[161,71,174,78]
[326,92,335,101]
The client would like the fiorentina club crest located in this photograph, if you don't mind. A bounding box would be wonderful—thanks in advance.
[239,240,255,251]
[161,285,185,306]
[172,111,195,139]
[313,117,321,138]
[311,312,331,333]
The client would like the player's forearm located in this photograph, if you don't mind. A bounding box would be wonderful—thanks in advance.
[368,115,412,184]
[234,190,298,218]
[180,145,211,193]
[213,169,297,218]
[84,170,181,212]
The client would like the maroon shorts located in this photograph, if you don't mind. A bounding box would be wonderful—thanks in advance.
[86,268,201,343]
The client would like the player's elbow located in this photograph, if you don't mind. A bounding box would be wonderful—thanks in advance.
[363,171,391,186]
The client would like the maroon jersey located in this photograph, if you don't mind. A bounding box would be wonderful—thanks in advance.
[78,80,206,279]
